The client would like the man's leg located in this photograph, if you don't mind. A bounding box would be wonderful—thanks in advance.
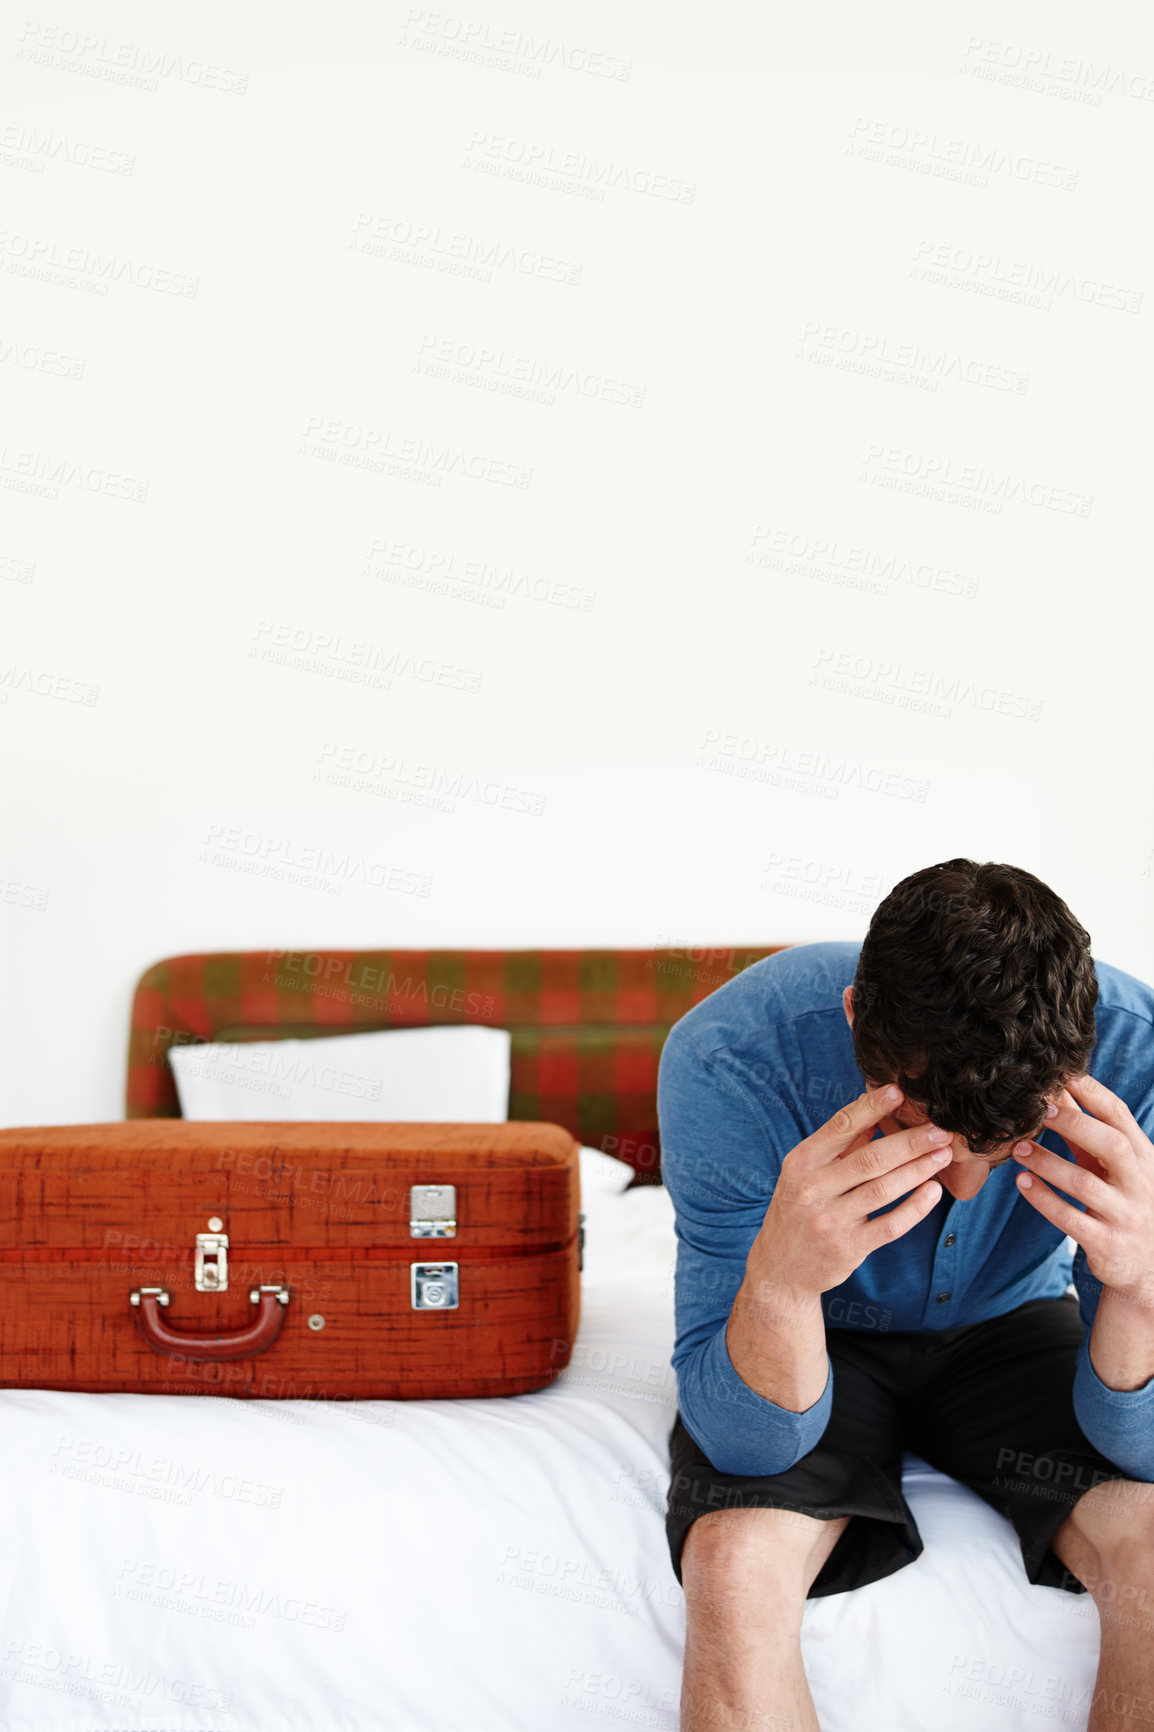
[680,1507,852,1732]
[1051,1477,1154,1732]
[665,1335,921,1732]
[905,1295,1154,1730]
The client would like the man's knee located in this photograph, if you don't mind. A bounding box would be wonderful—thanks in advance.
[1058,1477,1154,1593]
[682,1505,851,1606]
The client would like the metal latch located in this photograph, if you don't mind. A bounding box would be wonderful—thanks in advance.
[409,1184,457,1239]
[195,1232,229,1292]
[411,1262,459,1309]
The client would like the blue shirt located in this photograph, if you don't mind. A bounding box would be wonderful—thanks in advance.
[658,940,1154,1480]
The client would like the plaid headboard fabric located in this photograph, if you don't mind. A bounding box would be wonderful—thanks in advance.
[126,947,789,1182]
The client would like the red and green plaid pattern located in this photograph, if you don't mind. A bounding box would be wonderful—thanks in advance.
[126,947,787,1180]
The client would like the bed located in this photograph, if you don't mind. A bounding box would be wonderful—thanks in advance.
[0,947,1105,1732]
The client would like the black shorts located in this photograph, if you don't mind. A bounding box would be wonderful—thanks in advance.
[665,1293,1135,1598]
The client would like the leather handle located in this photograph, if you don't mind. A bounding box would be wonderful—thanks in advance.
[130,1286,289,1361]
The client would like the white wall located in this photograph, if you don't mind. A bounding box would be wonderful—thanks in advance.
[3,3,1152,1126]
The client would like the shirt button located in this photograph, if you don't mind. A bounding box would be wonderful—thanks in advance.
[943,1234,956,1247]
[935,1292,951,1303]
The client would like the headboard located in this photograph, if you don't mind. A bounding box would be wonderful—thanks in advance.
[126,946,789,1182]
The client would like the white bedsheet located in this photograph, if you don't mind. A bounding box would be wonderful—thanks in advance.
[0,1160,1104,1732]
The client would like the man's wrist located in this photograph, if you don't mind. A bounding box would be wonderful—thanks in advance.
[735,1264,821,1326]
[726,1269,828,1414]
[1088,1280,1154,1394]
[1102,1275,1154,1314]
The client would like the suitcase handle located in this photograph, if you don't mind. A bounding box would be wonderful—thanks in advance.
[129,1284,290,1361]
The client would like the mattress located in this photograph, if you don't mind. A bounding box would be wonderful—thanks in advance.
[0,1154,1103,1731]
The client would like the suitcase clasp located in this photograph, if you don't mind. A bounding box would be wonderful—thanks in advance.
[411,1262,459,1309]
[195,1231,229,1292]
[409,1184,457,1238]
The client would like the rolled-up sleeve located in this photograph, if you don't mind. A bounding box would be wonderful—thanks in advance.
[657,1023,832,1476]
[1071,1243,1154,1482]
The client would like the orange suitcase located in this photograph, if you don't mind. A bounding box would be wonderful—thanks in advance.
[0,1121,583,1399]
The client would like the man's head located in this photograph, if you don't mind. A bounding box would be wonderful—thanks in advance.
[843,859,1098,1200]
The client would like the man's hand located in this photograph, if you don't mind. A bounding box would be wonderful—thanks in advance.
[1013,1073,1154,1302]
[749,1082,954,1304]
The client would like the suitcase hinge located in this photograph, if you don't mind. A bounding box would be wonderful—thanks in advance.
[410,1184,457,1239]
[195,1231,229,1292]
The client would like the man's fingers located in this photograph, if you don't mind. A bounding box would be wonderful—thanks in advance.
[862,1177,944,1253]
[1015,1170,1102,1247]
[791,1089,950,1210]
[808,1085,905,1165]
[1050,1078,1141,1173]
[844,1118,953,1194]
[841,1122,883,1161]
[1064,1072,1136,1129]
[1014,1141,1121,1222]
[855,1145,955,1217]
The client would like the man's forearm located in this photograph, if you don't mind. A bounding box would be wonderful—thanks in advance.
[1089,1282,1154,1392]
[725,1238,828,1413]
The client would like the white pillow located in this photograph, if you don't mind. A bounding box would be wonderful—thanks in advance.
[578,1145,636,1197]
[169,1025,511,1122]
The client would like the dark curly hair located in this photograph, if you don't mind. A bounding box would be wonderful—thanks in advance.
[849,859,1098,1154]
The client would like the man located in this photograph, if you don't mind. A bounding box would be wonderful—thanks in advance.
[658,860,1154,1732]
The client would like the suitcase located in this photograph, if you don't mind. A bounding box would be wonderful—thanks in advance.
[0,1121,583,1399]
